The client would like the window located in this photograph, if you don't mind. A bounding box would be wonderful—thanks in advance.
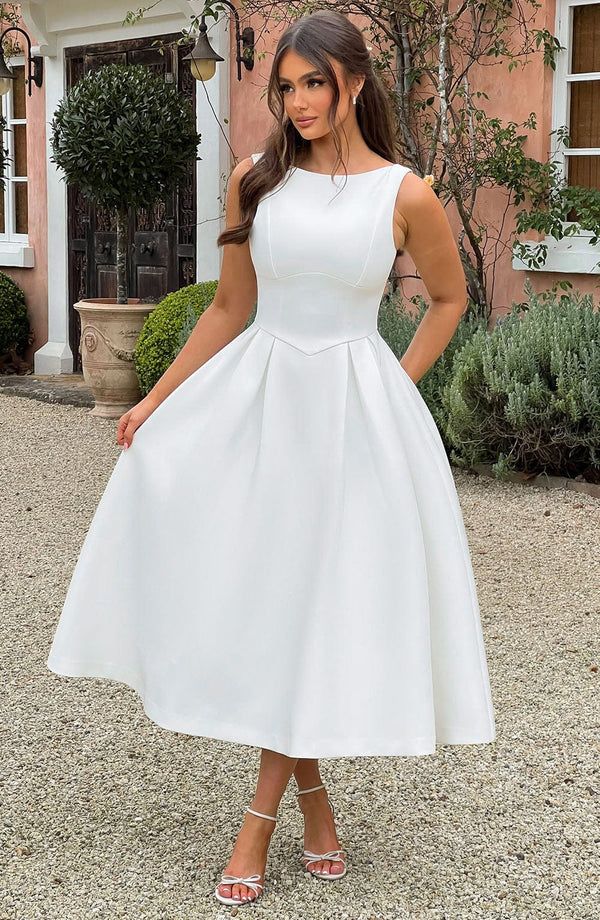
[563,2,600,219]
[0,56,33,267]
[0,57,28,239]
[513,1,600,272]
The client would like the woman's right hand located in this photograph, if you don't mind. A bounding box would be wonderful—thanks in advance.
[116,394,160,449]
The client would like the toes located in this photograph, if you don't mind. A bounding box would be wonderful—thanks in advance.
[231,884,254,902]
[218,879,261,901]
[313,857,344,875]
[305,856,344,876]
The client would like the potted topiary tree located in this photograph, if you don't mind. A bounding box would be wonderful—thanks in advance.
[50,62,201,417]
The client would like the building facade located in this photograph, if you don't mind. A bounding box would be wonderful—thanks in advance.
[2,0,599,374]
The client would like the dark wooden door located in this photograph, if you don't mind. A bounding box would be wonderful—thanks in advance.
[65,34,197,372]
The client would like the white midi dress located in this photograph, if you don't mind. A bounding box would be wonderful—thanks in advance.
[47,153,497,758]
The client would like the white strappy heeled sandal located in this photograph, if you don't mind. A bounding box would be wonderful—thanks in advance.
[214,805,277,905]
[296,783,348,880]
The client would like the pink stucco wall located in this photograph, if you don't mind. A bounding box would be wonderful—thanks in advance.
[1,16,47,367]
[230,3,599,322]
[229,14,286,162]
[450,0,599,320]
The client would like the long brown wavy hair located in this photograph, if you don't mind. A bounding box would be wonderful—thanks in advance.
[217,9,399,247]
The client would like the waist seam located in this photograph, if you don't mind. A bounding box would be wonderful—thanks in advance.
[254,323,378,356]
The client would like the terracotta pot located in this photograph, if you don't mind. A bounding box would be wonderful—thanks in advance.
[74,298,157,418]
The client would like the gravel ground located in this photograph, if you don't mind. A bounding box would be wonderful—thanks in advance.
[1,392,599,920]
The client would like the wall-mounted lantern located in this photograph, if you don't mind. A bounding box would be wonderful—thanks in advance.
[183,2,254,82]
[0,26,44,96]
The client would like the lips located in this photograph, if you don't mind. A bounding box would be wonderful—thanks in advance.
[297,117,316,126]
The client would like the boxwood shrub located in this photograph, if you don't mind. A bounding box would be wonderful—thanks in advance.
[134,281,256,395]
[0,271,30,359]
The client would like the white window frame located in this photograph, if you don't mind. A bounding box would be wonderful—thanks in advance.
[0,54,34,267]
[512,0,600,274]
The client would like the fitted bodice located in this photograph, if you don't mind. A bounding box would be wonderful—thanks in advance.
[248,153,412,355]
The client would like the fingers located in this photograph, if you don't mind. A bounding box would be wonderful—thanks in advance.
[116,413,130,446]
[122,420,137,448]
[116,413,137,449]
[116,398,155,448]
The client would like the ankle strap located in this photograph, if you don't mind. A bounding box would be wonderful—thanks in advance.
[296,783,325,796]
[246,806,277,822]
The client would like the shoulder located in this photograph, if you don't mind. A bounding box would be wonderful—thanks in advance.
[391,167,434,209]
[223,156,260,226]
[229,155,257,186]
[225,155,258,211]
[392,169,441,250]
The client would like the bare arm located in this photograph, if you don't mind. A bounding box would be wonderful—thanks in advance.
[146,156,258,408]
[394,174,468,384]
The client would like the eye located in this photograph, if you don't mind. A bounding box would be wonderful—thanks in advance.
[279,79,325,93]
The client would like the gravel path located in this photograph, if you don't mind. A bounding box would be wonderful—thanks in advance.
[1,392,598,920]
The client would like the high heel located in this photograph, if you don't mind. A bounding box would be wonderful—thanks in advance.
[214,805,277,905]
[296,783,347,880]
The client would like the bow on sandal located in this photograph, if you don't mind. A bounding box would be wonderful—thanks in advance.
[296,783,348,879]
[214,805,277,906]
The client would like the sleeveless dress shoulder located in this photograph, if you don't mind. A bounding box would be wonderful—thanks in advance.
[46,151,496,758]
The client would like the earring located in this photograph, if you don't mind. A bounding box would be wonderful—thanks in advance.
[352,95,357,105]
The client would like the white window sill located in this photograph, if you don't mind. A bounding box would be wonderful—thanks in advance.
[512,234,600,274]
[0,240,35,267]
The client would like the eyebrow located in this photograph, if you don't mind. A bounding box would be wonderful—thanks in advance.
[278,70,323,83]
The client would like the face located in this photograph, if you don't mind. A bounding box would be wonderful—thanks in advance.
[277,49,361,137]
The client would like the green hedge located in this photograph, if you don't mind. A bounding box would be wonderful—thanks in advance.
[442,281,600,480]
[0,271,30,356]
[378,291,486,450]
[133,281,256,395]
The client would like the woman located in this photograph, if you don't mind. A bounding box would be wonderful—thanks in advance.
[47,9,496,908]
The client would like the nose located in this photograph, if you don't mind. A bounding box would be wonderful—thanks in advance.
[289,89,309,112]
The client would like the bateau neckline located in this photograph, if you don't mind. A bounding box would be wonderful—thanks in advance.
[291,163,397,177]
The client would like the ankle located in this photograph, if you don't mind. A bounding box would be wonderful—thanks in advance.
[244,808,277,838]
[297,786,329,815]
[295,774,323,793]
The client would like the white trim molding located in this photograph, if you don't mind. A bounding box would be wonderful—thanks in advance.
[0,241,35,267]
[512,229,600,273]
[19,0,57,55]
[195,13,229,283]
[513,0,600,273]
